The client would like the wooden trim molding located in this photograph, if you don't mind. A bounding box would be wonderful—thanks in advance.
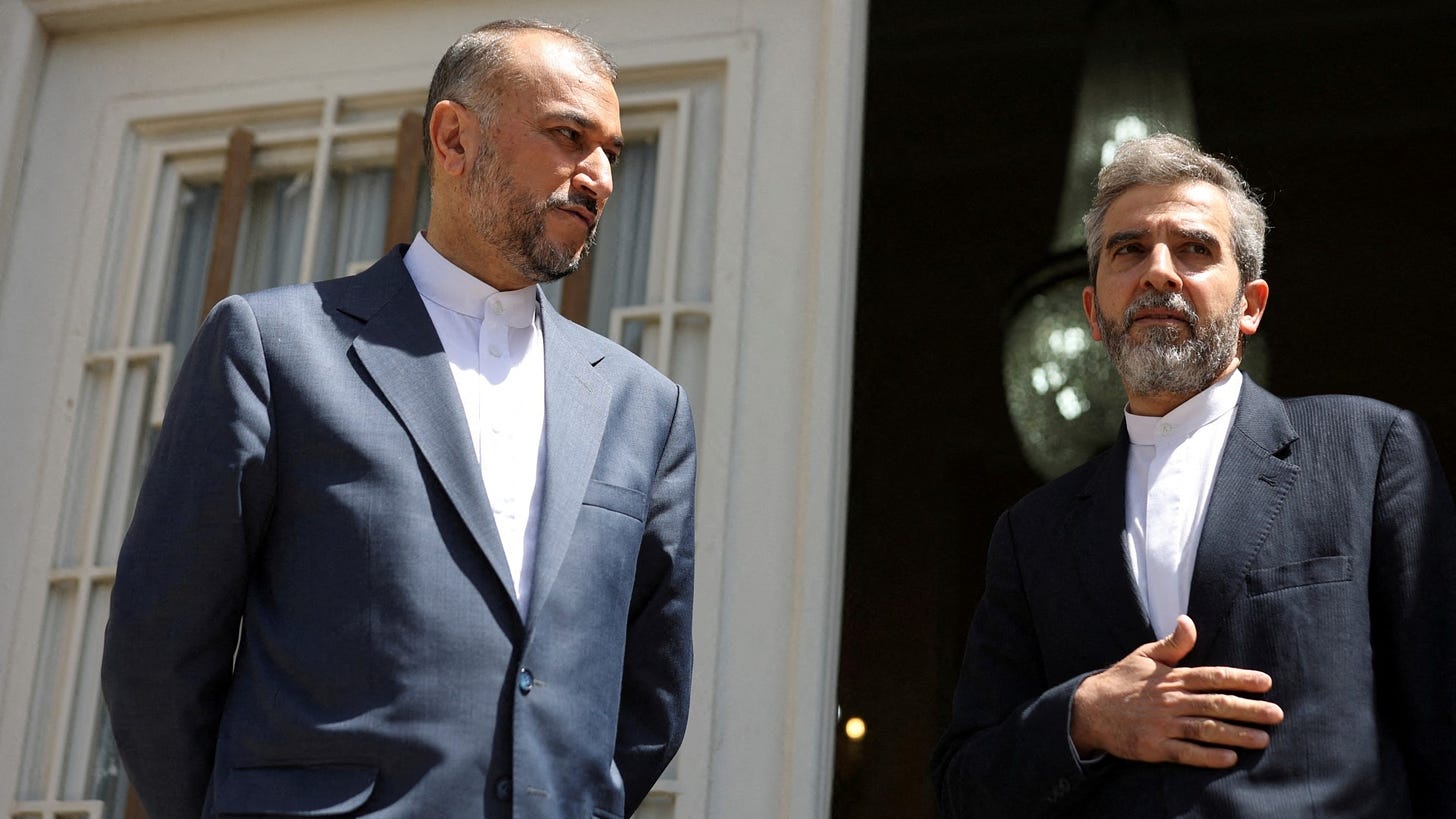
[199,126,254,324]
[383,109,424,253]
[559,253,593,326]
[124,783,148,819]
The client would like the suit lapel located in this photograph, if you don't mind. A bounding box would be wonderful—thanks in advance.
[1071,429,1159,649]
[527,301,610,625]
[338,252,519,613]
[1184,378,1299,662]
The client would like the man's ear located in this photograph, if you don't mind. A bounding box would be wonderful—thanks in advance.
[1082,284,1104,342]
[428,100,474,178]
[1239,278,1269,336]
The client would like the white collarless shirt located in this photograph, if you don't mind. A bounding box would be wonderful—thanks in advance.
[403,233,545,616]
[1123,369,1243,638]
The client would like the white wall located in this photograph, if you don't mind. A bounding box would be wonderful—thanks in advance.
[0,1,865,814]
[0,0,49,774]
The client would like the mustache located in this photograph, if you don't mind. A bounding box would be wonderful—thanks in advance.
[1120,291,1197,330]
[540,191,599,217]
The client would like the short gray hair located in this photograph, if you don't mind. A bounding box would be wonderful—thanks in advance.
[422,20,617,172]
[1082,133,1267,285]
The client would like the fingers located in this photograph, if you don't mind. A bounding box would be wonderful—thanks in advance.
[1075,621,1286,768]
[1161,739,1240,769]
[1144,615,1197,666]
[1122,715,1275,768]
[1171,665,1277,696]
[1151,716,1272,769]
[1195,692,1284,726]
[1175,716,1273,750]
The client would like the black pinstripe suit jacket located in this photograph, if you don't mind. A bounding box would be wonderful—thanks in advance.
[933,378,1456,818]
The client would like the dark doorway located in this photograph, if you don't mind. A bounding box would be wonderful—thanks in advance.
[835,2,1456,816]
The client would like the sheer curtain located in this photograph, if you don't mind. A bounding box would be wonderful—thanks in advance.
[233,172,311,292]
[588,136,657,344]
[315,166,393,279]
[158,182,221,379]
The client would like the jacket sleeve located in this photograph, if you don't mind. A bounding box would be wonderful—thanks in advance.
[100,295,275,819]
[614,384,696,814]
[930,511,1106,818]
[1368,410,1456,817]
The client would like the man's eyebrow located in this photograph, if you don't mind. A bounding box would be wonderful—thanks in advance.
[1104,228,1148,250]
[549,110,626,151]
[1103,226,1223,249]
[1174,227,1221,247]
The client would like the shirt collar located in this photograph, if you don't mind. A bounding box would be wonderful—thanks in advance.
[1125,369,1243,447]
[402,231,539,328]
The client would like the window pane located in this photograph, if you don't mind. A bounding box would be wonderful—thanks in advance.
[17,583,75,799]
[62,584,111,800]
[634,792,675,819]
[314,166,392,280]
[88,703,130,819]
[620,316,659,370]
[97,360,159,569]
[234,172,312,293]
[587,137,658,334]
[155,182,220,362]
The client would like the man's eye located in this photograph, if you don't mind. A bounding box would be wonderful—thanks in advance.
[555,127,580,141]
[1112,244,1141,256]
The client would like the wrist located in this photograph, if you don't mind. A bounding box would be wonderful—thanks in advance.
[1069,674,1102,756]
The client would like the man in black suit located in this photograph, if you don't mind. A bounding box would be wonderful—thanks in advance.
[932,134,1455,817]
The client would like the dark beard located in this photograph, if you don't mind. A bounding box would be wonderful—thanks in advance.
[1096,289,1243,398]
[466,147,598,284]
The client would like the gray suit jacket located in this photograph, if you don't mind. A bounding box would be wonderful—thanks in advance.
[932,379,1456,818]
[101,248,696,818]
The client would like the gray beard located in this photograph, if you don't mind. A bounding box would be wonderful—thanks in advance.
[1097,290,1243,399]
[466,148,595,284]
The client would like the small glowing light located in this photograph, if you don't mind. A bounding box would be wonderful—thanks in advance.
[1031,367,1049,394]
[1048,327,1089,356]
[1043,361,1066,390]
[1056,386,1091,420]
[844,716,867,741]
[1101,115,1150,166]
[1031,362,1071,396]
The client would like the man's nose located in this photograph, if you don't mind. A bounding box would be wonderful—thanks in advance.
[1141,244,1181,291]
[573,148,614,202]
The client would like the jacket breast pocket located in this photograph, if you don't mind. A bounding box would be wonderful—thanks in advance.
[583,479,648,522]
[1246,555,1353,596]
[214,764,376,816]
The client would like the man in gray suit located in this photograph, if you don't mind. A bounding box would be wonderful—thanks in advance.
[102,20,695,819]
[932,134,1456,817]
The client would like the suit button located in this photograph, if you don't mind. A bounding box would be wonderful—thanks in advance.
[494,776,512,800]
[517,667,534,694]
